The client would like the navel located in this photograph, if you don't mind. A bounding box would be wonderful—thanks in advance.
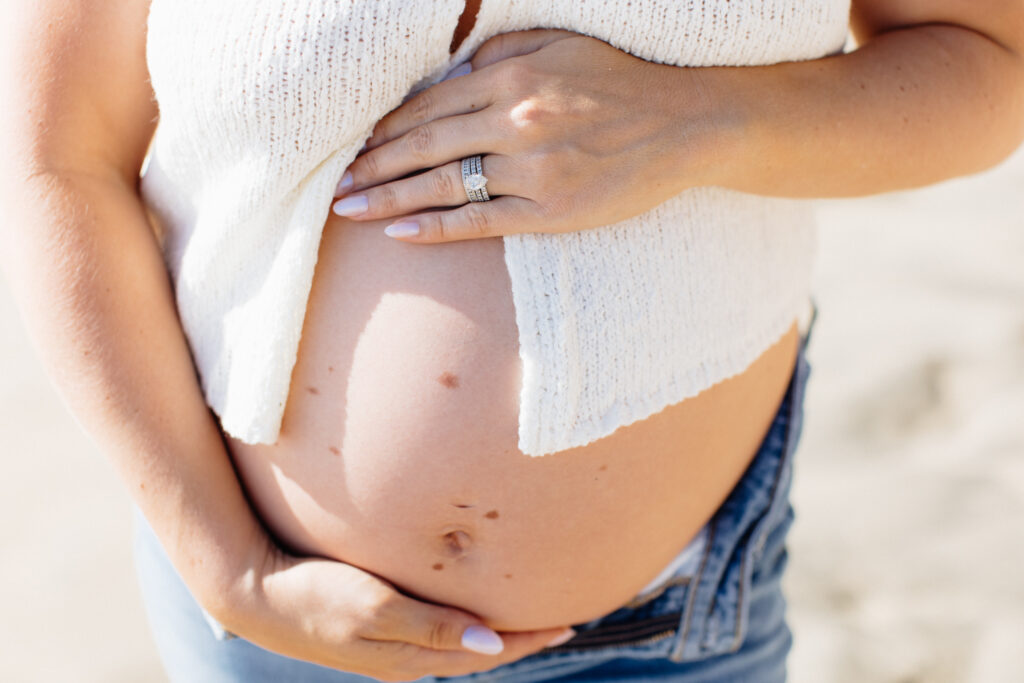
[439,529,473,557]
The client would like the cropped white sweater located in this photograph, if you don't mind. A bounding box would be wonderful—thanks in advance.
[139,0,850,457]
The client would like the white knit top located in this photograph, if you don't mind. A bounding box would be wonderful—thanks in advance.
[140,0,850,457]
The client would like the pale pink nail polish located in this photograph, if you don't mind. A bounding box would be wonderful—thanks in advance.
[333,195,368,217]
[384,221,419,238]
[335,171,353,196]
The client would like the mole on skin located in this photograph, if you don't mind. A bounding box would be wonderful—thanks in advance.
[329,446,340,456]
[432,563,444,571]
[306,386,320,395]
[484,510,499,519]
[437,371,459,388]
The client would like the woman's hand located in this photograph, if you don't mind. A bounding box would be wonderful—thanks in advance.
[209,535,576,681]
[332,29,715,243]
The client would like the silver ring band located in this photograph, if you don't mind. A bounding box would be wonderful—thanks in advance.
[461,155,490,202]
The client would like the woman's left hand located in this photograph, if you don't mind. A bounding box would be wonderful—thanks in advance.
[332,29,720,243]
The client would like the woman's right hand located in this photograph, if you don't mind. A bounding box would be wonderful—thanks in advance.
[210,535,576,682]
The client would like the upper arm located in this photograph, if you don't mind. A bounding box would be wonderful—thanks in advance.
[0,0,158,186]
[850,0,1024,55]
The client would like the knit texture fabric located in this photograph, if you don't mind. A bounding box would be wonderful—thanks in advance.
[140,0,850,456]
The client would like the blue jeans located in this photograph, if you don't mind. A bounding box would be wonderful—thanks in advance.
[132,307,816,682]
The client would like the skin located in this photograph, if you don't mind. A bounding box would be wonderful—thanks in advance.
[334,2,1024,244]
[0,1,572,679]
[0,0,1022,678]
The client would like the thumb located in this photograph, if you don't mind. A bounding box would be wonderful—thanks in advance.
[395,596,572,655]
[467,28,578,70]
[390,597,506,653]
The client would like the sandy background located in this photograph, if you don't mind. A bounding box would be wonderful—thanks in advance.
[2,144,1022,681]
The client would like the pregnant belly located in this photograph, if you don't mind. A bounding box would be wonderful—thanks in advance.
[226,212,800,632]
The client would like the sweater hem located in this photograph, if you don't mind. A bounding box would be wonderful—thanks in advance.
[516,292,811,457]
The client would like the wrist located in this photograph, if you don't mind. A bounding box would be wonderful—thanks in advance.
[195,518,274,626]
[147,475,274,625]
[655,63,756,192]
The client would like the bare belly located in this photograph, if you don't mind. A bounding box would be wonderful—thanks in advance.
[226,212,800,632]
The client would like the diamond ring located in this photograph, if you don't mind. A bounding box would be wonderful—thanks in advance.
[461,155,490,202]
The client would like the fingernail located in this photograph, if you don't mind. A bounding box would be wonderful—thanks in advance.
[442,62,473,81]
[335,171,353,195]
[545,628,576,647]
[383,221,419,238]
[461,625,504,654]
[332,195,368,217]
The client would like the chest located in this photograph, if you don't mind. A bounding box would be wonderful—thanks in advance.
[145,0,849,148]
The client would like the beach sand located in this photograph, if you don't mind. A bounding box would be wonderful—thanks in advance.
[1,144,1022,681]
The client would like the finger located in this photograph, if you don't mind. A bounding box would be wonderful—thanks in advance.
[405,626,578,677]
[360,29,579,153]
[344,111,507,196]
[382,195,543,243]
[366,591,506,653]
[362,63,498,153]
[332,155,520,222]
[468,28,580,70]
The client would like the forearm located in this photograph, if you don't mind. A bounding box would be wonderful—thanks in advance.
[688,23,1024,198]
[0,169,266,614]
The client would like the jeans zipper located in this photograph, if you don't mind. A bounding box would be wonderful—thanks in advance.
[541,613,681,654]
[542,628,677,654]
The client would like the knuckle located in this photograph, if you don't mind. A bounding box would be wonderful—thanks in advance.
[499,58,534,93]
[431,213,449,242]
[360,150,383,179]
[532,156,573,202]
[430,167,457,200]
[427,620,457,650]
[406,125,434,161]
[408,90,434,124]
[526,153,557,196]
[464,204,491,236]
[474,32,506,61]
[376,183,400,214]
[507,99,545,133]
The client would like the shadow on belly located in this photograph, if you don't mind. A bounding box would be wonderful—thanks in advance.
[226,214,800,631]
